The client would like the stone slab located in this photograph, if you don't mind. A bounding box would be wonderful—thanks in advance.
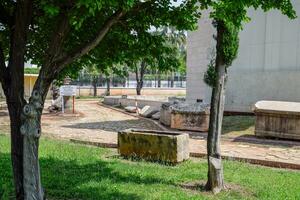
[118,129,189,163]
[254,101,300,116]
[139,106,159,118]
[124,106,137,113]
[170,103,210,132]
[151,112,160,120]
[254,101,300,140]
[160,103,172,126]
[171,112,209,132]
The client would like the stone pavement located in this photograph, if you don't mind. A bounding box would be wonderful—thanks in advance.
[1,100,300,169]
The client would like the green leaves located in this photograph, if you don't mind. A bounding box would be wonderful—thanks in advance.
[41,2,60,17]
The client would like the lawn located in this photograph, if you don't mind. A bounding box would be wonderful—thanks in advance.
[222,116,255,137]
[0,135,299,200]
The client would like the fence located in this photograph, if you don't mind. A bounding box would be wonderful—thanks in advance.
[71,72,186,89]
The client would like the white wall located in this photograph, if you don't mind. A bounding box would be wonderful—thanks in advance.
[187,1,300,112]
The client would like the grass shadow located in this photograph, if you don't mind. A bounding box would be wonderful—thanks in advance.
[222,116,255,135]
[0,152,173,200]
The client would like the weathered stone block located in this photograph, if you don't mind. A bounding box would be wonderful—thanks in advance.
[151,112,160,120]
[124,106,137,113]
[139,105,159,118]
[168,96,185,104]
[118,129,189,163]
[160,103,172,126]
[170,103,210,132]
[254,101,300,140]
[103,96,121,106]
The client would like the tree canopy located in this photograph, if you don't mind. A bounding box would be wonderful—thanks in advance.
[0,1,202,199]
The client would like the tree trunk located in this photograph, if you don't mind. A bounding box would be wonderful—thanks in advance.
[20,90,45,200]
[106,77,110,96]
[170,71,174,88]
[7,100,25,200]
[205,21,226,194]
[157,73,161,88]
[3,1,33,198]
[93,76,97,97]
[135,61,146,95]
[136,81,143,95]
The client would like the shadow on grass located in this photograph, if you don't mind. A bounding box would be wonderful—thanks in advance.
[222,116,255,135]
[0,153,173,200]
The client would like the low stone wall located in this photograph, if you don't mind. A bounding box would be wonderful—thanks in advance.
[254,101,300,140]
[104,96,165,109]
[118,129,189,163]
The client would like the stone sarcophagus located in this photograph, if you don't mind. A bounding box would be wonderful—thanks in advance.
[118,129,189,163]
[254,101,300,140]
[170,103,210,132]
[159,103,172,126]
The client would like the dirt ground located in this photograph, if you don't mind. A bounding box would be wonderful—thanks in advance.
[0,100,162,144]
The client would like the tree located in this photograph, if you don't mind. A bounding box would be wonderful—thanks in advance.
[127,29,184,95]
[0,1,200,199]
[84,65,100,97]
[203,0,296,193]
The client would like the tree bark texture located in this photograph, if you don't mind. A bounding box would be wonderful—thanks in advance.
[21,90,44,200]
[135,61,146,95]
[170,72,174,88]
[106,76,111,96]
[1,1,33,199]
[206,21,226,194]
[157,72,161,88]
[92,76,98,97]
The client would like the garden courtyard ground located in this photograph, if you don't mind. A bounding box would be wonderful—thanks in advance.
[1,99,300,199]
[0,99,300,168]
[1,135,300,199]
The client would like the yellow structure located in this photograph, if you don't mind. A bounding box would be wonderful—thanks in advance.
[24,74,38,97]
[0,74,38,98]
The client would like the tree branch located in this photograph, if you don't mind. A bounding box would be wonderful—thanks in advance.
[53,9,125,71]
[0,4,13,27]
[32,12,71,100]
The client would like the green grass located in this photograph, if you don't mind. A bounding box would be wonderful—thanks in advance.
[222,116,255,136]
[0,135,299,200]
[24,67,40,74]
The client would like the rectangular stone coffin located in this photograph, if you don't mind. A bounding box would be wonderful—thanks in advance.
[118,129,189,163]
[160,103,172,126]
[171,111,209,132]
[254,101,300,140]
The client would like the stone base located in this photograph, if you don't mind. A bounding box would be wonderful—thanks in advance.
[171,112,209,132]
[118,129,189,163]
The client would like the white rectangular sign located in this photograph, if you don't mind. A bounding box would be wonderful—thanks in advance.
[60,85,77,96]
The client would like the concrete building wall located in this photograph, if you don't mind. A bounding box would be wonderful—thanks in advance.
[187,0,300,112]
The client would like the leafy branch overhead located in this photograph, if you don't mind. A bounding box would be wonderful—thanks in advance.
[0,1,202,199]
